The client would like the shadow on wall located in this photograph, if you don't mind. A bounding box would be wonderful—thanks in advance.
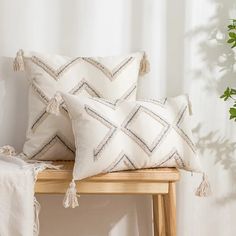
[187,0,236,95]
[38,194,152,236]
[193,124,236,203]
[186,0,236,201]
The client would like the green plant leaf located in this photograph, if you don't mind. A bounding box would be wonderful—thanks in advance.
[229,107,236,120]
[227,38,235,43]
[220,87,231,100]
[229,32,236,38]
[231,88,236,94]
[222,19,236,121]
[228,25,236,30]
[232,42,236,48]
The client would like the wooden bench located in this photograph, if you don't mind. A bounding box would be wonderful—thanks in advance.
[35,162,180,236]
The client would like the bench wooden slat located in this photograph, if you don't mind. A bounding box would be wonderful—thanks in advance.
[37,162,180,182]
[35,162,180,194]
[35,181,170,194]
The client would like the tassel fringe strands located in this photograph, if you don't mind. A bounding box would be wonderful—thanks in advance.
[139,52,150,76]
[0,145,16,156]
[46,92,62,116]
[13,49,25,71]
[63,180,80,208]
[195,173,212,197]
[33,197,40,236]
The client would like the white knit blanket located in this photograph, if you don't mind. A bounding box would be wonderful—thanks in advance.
[0,154,50,236]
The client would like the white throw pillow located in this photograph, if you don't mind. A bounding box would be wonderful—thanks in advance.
[14,50,147,160]
[61,93,202,181]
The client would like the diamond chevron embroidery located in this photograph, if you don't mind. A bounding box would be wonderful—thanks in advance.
[103,152,137,173]
[31,56,82,80]
[122,105,170,156]
[173,105,196,153]
[31,55,135,81]
[155,149,186,168]
[29,134,75,160]
[85,106,118,161]
[140,98,167,107]
[30,79,102,133]
[61,93,201,180]
[90,83,137,109]
[20,51,143,160]
[82,57,135,81]
[70,79,102,98]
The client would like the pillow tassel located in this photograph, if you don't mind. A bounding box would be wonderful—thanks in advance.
[63,180,79,208]
[13,49,25,71]
[0,145,16,156]
[195,173,211,197]
[139,53,150,76]
[46,92,62,115]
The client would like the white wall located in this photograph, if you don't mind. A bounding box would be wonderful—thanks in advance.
[1,0,236,235]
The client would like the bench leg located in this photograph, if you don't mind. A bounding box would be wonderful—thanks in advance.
[163,182,176,236]
[153,195,166,236]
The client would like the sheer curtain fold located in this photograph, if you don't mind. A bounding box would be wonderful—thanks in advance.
[0,0,236,235]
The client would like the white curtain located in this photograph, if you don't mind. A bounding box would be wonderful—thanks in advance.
[0,0,236,235]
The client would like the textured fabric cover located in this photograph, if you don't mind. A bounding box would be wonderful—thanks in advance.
[62,93,202,180]
[19,51,143,160]
[0,155,36,236]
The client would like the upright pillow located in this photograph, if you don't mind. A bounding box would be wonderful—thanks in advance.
[14,50,147,160]
[61,93,202,181]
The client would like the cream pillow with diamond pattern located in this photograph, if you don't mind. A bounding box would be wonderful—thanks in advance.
[61,93,202,181]
[14,50,147,160]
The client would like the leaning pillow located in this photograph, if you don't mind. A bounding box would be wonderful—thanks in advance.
[62,93,202,181]
[14,50,148,160]
[61,93,210,208]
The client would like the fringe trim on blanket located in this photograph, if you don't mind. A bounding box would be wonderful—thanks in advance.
[32,161,63,235]
[0,146,63,236]
[33,162,62,181]
[0,145,16,156]
[33,197,40,236]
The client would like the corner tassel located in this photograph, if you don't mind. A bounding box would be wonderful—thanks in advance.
[195,173,212,197]
[33,197,40,236]
[139,52,150,76]
[63,180,79,208]
[13,49,25,71]
[0,145,16,156]
[46,92,62,115]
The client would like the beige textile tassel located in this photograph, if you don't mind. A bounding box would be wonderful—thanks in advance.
[63,180,80,208]
[0,145,16,156]
[13,49,25,71]
[46,92,62,115]
[195,173,212,197]
[139,52,150,76]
